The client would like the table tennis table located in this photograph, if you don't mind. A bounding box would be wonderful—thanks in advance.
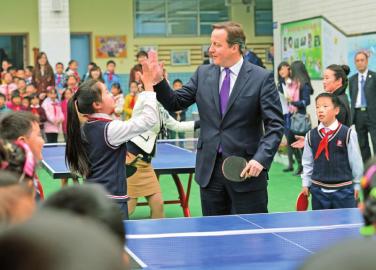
[125,208,364,270]
[41,141,196,217]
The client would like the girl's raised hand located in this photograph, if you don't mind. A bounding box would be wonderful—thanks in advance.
[140,50,164,90]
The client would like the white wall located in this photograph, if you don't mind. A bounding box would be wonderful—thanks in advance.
[38,0,71,67]
[273,0,376,123]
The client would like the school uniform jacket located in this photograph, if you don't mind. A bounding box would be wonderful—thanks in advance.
[130,92,194,154]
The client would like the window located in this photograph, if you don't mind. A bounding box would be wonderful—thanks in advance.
[0,35,27,69]
[135,0,166,36]
[167,0,197,35]
[134,0,229,36]
[254,0,273,36]
[200,0,229,35]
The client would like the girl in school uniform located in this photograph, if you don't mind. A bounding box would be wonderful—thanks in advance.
[111,83,124,120]
[0,73,17,101]
[61,88,73,141]
[65,60,80,84]
[42,88,64,143]
[126,91,199,219]
[88,65,104,83]
[60,88,79,187]
[65,75,79,94]
[65,79,158,218]
[7,90,26,111]
[123,81,139,120]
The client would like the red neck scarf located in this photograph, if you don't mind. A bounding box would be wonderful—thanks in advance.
[314,124,341,161]
[130,96,136,109]
[108,72,113,81]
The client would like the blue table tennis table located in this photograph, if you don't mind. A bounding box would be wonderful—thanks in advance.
[41,141,196,216]
[125,208,364,270]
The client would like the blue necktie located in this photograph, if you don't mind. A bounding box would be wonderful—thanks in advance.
[360,75,367,107]
[220,68,231,115]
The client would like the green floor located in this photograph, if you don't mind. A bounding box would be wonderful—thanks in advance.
[37,162,302,219]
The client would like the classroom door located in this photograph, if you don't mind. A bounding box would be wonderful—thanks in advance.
[70,34,91,78]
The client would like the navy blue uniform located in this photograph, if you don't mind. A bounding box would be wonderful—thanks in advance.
[308,124,356,210]
[83,119,128,218]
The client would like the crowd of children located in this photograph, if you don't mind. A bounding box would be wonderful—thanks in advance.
[0,52,161,144]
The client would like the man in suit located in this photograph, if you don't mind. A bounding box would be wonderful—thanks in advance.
[349,51,376,163]
[141,21,284,215]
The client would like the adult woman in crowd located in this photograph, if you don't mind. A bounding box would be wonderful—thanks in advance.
[287,60,314,175]
[292,64,351,149]
[32,52,55,96]
[323,64,351,126]
[277,61,295,172]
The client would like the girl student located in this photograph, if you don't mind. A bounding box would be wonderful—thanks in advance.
[65,59,80,83]
[60,88,79,187]
[65,79,158,218]
[42,88,64,143]
[0,139,38,224]
[88,65,104,83]
[287,60,314,175]
[126,94,199,218]
[111,82,124,120]
[124,81,139,120]
[65,75,79,94]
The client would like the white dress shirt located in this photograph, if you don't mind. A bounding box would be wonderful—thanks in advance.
[219,57,244,95]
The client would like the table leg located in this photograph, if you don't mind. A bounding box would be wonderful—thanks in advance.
[137,173,193,217]
[172,173,192,217]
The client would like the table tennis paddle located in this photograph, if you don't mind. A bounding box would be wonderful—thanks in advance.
[222,156,248,182]
[296,191,309,211]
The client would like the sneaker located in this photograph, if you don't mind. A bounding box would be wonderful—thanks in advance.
[294,167,303,176]
[283,167,293,172]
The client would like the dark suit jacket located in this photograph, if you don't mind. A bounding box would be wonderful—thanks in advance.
[154,61,284,192]
[349,70,376,125]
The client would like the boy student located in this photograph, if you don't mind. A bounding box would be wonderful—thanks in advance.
[55,62,66,96]
[301,93,363,210]
[24,65,33,84]
[103,60,120,91]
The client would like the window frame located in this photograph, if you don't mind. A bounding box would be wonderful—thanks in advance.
[133,0,229,37]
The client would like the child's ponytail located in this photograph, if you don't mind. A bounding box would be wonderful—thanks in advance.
[65,79,102,177]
